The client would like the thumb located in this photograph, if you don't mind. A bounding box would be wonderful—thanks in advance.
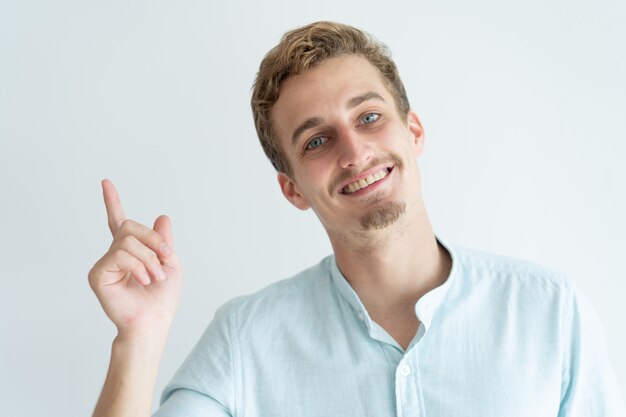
[153,214,174,249]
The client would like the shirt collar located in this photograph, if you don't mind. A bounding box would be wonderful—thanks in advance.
[414,236,458,331]
[329,251,372,330]
[329,235,459,334]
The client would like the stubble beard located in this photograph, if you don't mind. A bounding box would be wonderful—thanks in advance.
[359,200,406,231]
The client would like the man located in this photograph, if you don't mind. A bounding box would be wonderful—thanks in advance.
[89,22,624,416]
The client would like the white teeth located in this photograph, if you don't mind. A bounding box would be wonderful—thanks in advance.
[343,167,390,194]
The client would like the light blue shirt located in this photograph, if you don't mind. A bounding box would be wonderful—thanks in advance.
[155,239,624,416]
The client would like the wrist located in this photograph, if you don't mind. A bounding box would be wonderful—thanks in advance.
[114,323,172,355]
[116,312,174,341]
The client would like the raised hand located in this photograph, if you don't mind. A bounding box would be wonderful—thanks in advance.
[88,179,183,338]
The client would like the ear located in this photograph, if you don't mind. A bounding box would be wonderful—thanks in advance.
[277,172,310,210]
[407,110,425,157]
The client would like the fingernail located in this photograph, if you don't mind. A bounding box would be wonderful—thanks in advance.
[158,268,167,281]
[160,243,172,256]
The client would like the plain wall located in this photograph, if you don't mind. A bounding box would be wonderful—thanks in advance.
[1,0,624,415]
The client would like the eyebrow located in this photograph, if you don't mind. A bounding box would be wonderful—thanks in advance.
[346,91,386,109]
[291,117,324,147]
[290,91,386,147]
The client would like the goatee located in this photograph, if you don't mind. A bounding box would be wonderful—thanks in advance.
[359,201,406,231]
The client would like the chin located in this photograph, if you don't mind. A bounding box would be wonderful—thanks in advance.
[359,200,406,231]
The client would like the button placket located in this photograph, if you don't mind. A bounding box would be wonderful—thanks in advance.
[395,354,422,416]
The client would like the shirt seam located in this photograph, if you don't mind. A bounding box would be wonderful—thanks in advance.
[230,300,244,417]
[558,280,574,410]
[465,263,568,293]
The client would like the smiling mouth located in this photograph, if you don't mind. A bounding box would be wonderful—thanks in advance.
[340,166,393,194]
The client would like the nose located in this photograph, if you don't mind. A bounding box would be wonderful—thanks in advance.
[336,127,374,169]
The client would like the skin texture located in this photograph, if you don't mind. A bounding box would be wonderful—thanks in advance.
[89,180,183,417]
[90,180,183,339]
[273,56,425,235]
[273,55,451,349]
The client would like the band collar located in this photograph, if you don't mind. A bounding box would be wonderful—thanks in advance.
[329,235,458,335]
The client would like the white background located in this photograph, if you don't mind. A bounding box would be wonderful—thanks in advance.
[1,0,624,415]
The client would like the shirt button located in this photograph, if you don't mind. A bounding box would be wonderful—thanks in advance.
[358,312,365,321]
[399,365,411,376]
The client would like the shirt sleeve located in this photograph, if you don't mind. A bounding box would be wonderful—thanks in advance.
[558,282,625,416]
[153,299,239,417]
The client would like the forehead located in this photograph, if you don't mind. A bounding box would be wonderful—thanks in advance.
[271,55,395,144]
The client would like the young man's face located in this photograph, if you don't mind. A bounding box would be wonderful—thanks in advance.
[272,54,425,239]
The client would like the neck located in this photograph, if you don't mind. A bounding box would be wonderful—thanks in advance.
[329,201,451,318]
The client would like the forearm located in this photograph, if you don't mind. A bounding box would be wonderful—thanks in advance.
[92,330,169,417]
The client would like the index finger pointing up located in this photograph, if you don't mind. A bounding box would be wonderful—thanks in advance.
[101,179,127,236]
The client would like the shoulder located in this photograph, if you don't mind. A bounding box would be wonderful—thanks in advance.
[213,255,335,329]
[440,242,581,346]
[448,242,573,293]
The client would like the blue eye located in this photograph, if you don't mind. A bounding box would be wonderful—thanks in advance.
[306,136,328,150]
[361,113,379,124]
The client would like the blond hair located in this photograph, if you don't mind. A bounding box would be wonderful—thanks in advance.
[251,21,410,177]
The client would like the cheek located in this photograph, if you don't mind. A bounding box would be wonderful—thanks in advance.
[294,173,325,201]
[303,162,332,185]
[399,128,418,153]
[304,174,336,208]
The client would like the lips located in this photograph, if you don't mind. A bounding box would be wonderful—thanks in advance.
[339,165,394,194]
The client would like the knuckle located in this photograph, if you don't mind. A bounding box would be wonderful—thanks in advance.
[148,252,160,266]
[87,268,96,288]
[120,234,137,246]
[87,258,106,287]
[133,261,144,274]
[132,263,146,275]
[119,219,134,232]
[151,231,164,247]
[111,247,128,262]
